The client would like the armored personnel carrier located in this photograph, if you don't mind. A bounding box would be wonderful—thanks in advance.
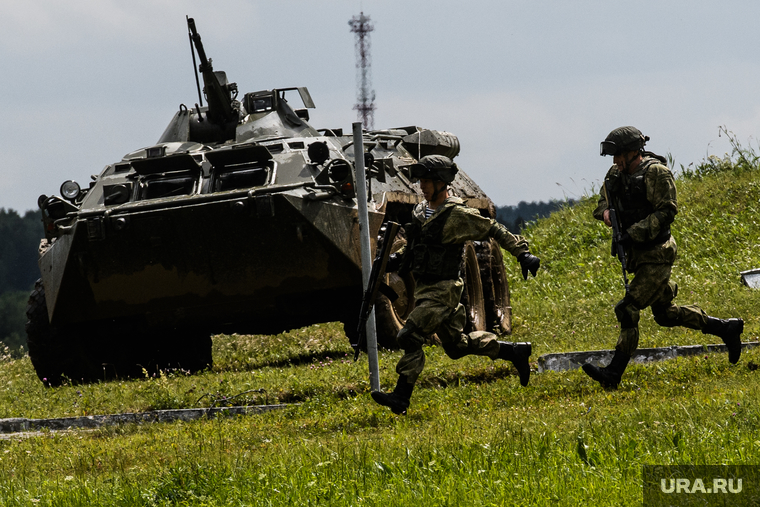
[26,18,512,385]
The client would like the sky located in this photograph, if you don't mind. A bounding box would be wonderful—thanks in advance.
[2,0,760,213]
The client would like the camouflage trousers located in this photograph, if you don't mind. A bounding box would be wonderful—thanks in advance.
[614,262,708,355]
[394,278,501,385]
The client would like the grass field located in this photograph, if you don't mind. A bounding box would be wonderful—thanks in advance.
[0,139,759,505]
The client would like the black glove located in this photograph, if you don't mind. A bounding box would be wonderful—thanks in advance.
[517,252,540,280]
[385,252,402,273]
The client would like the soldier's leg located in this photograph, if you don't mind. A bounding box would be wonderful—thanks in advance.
[436,304,531,386]
[372,297,446,414]
[437,304,497,359]
[371,325,423,415]
[647,267,743,363]
[394,325,426,384]
[393,295,454,382]
[613,295,641,356]
[582,295,638,389]
[583,276,646,389]
[650,279,707,330]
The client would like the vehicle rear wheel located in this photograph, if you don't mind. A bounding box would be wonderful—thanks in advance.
[477,239,512,335]
[461,241,486,334]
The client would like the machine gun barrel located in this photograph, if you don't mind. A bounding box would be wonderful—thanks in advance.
[187,17,210,70]
[186,17,237,127]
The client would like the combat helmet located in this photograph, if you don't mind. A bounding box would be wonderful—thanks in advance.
[408,155,459,183]
[600,126,650,156]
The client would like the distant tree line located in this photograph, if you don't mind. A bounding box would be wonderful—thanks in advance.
[0,209,43,351]
[494,199,577,233]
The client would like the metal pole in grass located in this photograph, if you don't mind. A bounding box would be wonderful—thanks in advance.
[352,122,381,392]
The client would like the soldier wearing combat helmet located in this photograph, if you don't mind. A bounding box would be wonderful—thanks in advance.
[583,126,745,389]
[372,154,541,415]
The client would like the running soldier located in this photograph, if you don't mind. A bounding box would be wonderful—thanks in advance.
[372,155,540,414]
[583,126,744,389]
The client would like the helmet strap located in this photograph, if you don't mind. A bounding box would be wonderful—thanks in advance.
[621,151,641,173]
[431,181,448,204]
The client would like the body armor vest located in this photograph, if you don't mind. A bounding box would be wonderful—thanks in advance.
[400,204,464,282]
[607,158,671,247]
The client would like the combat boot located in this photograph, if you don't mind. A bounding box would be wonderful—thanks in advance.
[371,375,414,415]
[582,350,631,389]
[498,342,532,387]
[703,316,744,364]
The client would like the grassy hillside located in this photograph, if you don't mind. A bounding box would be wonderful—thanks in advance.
[0,144,758,505]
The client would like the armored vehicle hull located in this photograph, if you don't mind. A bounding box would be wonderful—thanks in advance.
[26,20,512,385]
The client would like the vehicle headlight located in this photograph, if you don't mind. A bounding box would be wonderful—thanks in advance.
[60,180,81,201]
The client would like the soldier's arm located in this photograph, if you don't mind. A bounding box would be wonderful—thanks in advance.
[593,166,618,222]
[442,206,529,257]
[443,206,539,279]
[485,219,539,279]
[592,181,609,222]
[488,221,530,257]
[626,165,678,243]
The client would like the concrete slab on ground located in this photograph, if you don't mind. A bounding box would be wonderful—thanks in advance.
[740,268,760,288]
[0,404,290,435]
[537,342,759,373]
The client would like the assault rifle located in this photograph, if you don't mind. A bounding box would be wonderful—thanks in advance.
[353,221,400,360]
[605,181,630,293]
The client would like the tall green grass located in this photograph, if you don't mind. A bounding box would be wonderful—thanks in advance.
[0,139,758,506]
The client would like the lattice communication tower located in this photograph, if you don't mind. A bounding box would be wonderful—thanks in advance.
[349,12,376,130]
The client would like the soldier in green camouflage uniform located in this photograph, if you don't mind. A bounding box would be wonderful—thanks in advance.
[582,126,744,389]
[372,155,540,415]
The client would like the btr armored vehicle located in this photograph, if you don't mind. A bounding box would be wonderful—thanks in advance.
[26,18,512,385]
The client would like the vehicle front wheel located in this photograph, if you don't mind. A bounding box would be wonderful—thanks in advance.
[25,280,98,386]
